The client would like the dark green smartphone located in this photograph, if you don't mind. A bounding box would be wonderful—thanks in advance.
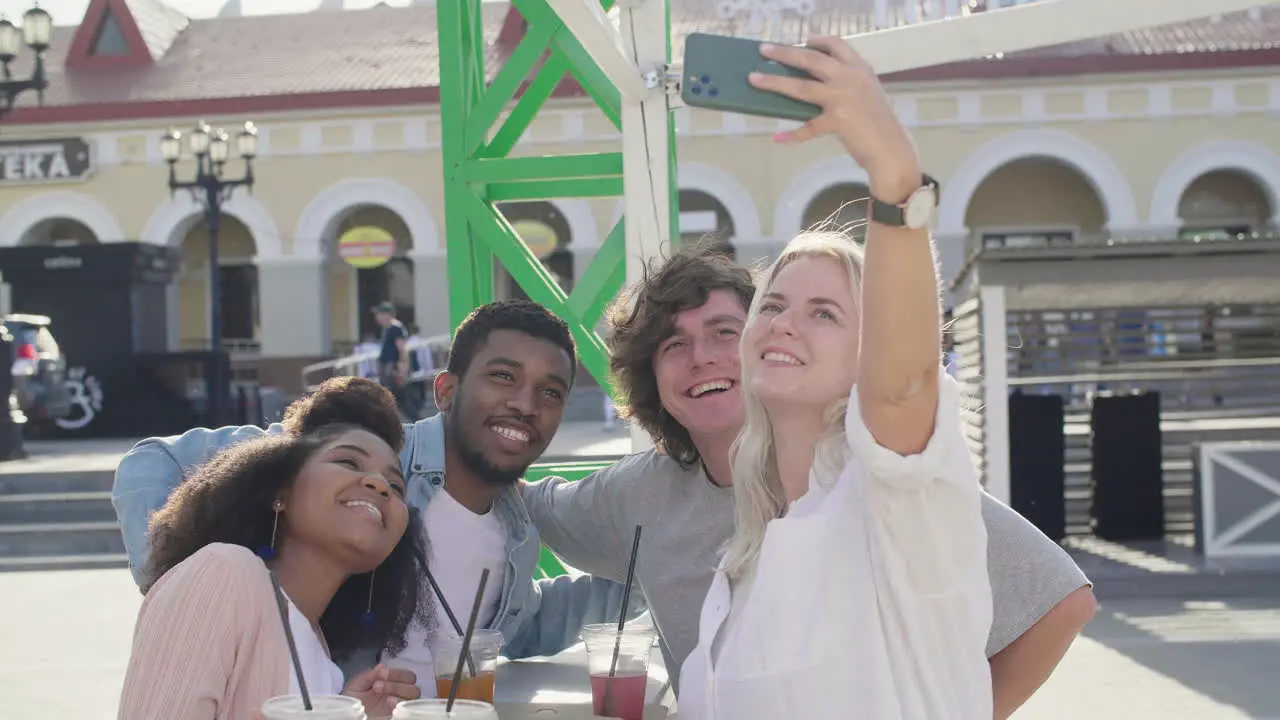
[681,33,822,122]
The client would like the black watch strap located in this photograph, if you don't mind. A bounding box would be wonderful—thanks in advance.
[867,173,940,227]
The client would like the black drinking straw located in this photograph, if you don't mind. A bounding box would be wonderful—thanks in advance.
[602,525,643,716]
[423,564,476,677]
[446,568,491,713]
[269,570,313,711]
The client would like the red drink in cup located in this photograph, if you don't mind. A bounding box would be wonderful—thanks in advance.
[581,623,657,720]
[589,673,649,719]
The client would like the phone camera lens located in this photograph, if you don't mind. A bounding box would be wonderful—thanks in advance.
[700,75,710,84]
[691,85,702,95]
[707,87,719,97]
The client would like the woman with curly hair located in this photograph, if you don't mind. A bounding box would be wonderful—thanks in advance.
[118,422,431,720]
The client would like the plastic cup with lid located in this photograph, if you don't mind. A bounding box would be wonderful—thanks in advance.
[260,694,367,720]
[390,698,500,719]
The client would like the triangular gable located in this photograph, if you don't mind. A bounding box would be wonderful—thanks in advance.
[65,0,188,69]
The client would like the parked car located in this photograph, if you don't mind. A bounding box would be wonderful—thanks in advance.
[4,314,72,431]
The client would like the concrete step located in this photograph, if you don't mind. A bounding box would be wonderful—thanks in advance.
[0,553,130,573]
[0,521,125,558]
[0,470,115,496]
[0,491,117,525]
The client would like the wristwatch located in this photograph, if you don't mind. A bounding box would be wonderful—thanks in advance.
[868,174,940,230]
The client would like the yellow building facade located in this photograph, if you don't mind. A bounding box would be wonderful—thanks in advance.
[0,1,1276,389]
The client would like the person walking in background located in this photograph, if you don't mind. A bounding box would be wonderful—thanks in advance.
[372,302,411,419]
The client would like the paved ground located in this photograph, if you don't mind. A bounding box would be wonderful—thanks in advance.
[2,565,1278,719]
[5,427,1280,718]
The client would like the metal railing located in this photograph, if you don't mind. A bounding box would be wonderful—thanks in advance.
[301,334,453,393]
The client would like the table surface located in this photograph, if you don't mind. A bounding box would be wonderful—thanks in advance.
[493,703,671,719]
[490,632,676,719]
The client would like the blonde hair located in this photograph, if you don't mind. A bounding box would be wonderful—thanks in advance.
[723,230,866,581]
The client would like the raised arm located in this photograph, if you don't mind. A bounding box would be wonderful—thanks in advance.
[113,423,280,587]
[520,460,635,583]
[754,38,941,456]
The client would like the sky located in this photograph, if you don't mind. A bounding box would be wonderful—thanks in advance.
[0,1,508,26]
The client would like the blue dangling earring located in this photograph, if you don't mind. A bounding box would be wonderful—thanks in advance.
[360,570,377,629]
[257,505,281,561]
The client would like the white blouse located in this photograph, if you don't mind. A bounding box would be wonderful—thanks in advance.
[284,594,346,698]
[679,370,994,720]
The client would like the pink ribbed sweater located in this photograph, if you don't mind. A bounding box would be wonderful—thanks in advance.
[118,543,291,720]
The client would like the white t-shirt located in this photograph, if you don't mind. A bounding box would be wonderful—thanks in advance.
[284,595,346,697]
[682,370,994,720]
[387,488,508,695]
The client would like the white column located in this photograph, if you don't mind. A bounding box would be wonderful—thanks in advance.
[257,257,330,357]
[570,243,598,287]
[934,231,969,310]
[619,0,671,453]
[411,250,451,340]
[0,271,10,316]
[166,282,181,351]
[874,0,889,28]
[979,285,1010,504]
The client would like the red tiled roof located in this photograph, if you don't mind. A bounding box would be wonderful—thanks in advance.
[3,0,1276,123]
[11,2,506,111]
[126,0,190,60]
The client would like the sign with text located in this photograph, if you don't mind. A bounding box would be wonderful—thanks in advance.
[0,138,93,184]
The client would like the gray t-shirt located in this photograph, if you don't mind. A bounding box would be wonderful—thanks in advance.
[522,448,1090,691]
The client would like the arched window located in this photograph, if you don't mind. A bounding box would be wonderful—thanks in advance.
[679,189,736,259]
[497,201,574,301]
[802,183,870,232]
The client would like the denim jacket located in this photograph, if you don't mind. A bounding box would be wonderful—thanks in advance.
[112,413,638,672]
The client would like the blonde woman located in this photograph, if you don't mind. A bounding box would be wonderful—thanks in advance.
[677,37,993,719]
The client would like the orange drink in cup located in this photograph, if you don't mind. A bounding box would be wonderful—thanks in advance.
[431,629,502,703]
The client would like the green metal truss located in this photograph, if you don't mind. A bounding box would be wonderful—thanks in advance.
[436,0,678,394]
[438,0,678,578]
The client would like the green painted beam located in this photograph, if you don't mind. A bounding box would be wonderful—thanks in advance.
[484,178,625,202]
[463,153,624,183]
[439,0,675,405]
[566,218,626,328]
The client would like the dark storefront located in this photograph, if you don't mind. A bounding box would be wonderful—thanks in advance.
[0,242,229,438]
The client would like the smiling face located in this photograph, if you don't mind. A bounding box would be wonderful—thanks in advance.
[279,428,409,574]
[653,289,749,442]
[436,328,574,485]
[744,254,862,410]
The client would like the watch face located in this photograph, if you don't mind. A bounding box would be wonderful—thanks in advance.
[904,187,938,229]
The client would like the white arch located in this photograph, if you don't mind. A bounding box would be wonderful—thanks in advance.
[607,162,765,242]
[773,155,869,240]
[0,191,127,247]
[1149,140,1280,228]
[141,192,284,260]
[677,162,763,242]
[293,178,441,260]
[938,128,1139,236]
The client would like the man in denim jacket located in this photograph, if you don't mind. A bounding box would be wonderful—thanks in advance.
[113,300,635,679]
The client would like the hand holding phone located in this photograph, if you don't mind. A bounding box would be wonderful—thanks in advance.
[681,33,824,122]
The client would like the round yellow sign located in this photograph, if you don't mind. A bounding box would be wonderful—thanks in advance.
[337,226,396,269]
[511,219,559,259]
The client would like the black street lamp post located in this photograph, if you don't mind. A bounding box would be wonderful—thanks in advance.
[0,5,52,117]
[161,121,258,426]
